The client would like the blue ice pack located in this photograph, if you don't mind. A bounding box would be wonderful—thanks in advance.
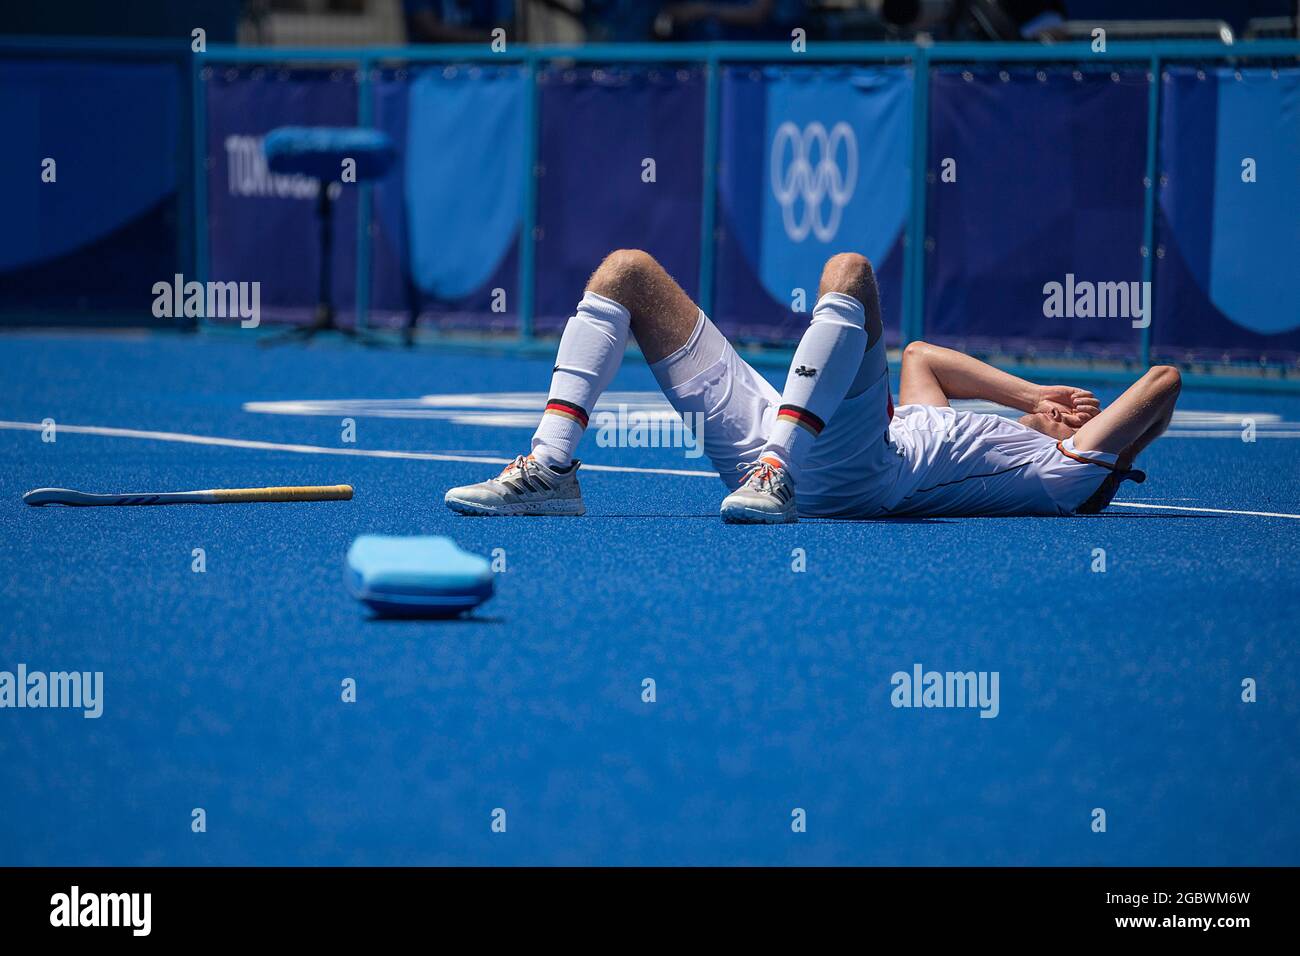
[346,535,493,618]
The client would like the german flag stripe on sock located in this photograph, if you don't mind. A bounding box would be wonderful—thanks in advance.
[545,398,589,428]
[777,404,824,437]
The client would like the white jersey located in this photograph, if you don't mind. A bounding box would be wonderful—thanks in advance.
[881,405,1111,517]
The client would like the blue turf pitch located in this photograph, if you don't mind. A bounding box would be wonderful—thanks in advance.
[1,331,1297,865]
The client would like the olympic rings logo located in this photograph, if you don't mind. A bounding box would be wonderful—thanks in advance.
[770,121,858,243]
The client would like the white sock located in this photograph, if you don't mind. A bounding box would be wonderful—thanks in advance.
[762,292,868,479]
[531,291,631,469]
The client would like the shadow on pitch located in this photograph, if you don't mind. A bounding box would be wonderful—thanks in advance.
[1077,512,1214,519]
[364,613,506,625]
[569,512,1213,522]
[589,514,956,523]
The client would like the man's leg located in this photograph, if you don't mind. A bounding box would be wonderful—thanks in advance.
[898,341,951,408]
[539,245,784,483]
[445,249,703,516]
[531,249,699,469]
[720,253,883,523]
[761,253,883,474]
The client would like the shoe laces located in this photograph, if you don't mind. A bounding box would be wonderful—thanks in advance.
[499,454,534,480]
[737,457,784,492]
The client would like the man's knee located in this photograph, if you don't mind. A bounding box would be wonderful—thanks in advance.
[587,248,664,300]
[902,340,932,365]
[819,252,876,298]
[584,248,697,362]
[1150,364,1181,391]
[1143,365,1182,405]
[817,252,882,340]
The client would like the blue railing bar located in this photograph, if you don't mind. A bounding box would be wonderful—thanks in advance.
[918,39,1300,61]
[903,48,930,348]
[197,42,910,64]
[5,37,1299,62]
[698,52,721,318]
[522,41,915,61]
[517,55,542,340]
[355,56,375,332]
[195,38,1300,65]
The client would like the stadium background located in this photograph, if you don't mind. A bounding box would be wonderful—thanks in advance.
[2,0,1298,379]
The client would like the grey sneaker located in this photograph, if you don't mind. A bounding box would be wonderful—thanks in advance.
[720,456,797,524]
[445,454,585,516]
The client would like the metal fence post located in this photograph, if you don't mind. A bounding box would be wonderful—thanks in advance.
[698,53,722,318]
[192,52,208,291]
[904,45,931,347]
[518,51,541,341]
[355,55,374,331]
[1140,53,1162,369]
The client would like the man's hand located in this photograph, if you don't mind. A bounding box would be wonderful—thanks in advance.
[1034,386,1100,428]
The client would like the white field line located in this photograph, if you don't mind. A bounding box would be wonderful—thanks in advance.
[1107,502,1300,519]
[2,419,1297,518]
[0,420,715,478]
[1160,431,1300,438]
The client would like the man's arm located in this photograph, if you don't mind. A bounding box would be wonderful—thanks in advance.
[1073,365,1180,466]
[899,340,1099,423]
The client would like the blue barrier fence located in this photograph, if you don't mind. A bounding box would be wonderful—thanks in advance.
[0,38,194,324]
[2,37,1299,377]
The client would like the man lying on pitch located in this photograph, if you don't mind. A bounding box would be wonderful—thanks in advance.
[445,250,1180,522]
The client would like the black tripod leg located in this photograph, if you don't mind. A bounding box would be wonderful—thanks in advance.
[315,184,336,331]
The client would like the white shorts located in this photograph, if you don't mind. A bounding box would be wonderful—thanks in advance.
[649,312,1114,517]
[650,310,902,511]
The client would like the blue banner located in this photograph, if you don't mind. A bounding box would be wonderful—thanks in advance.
[369,67,526,331]
[205,67,358,324]
[715,66,911,343]
[364,70,413,323]
[533,66,705,331]
[1155,66,1300,362]
[925,67,1148,358]
[406,66,525,301]
[0,59,182,318]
